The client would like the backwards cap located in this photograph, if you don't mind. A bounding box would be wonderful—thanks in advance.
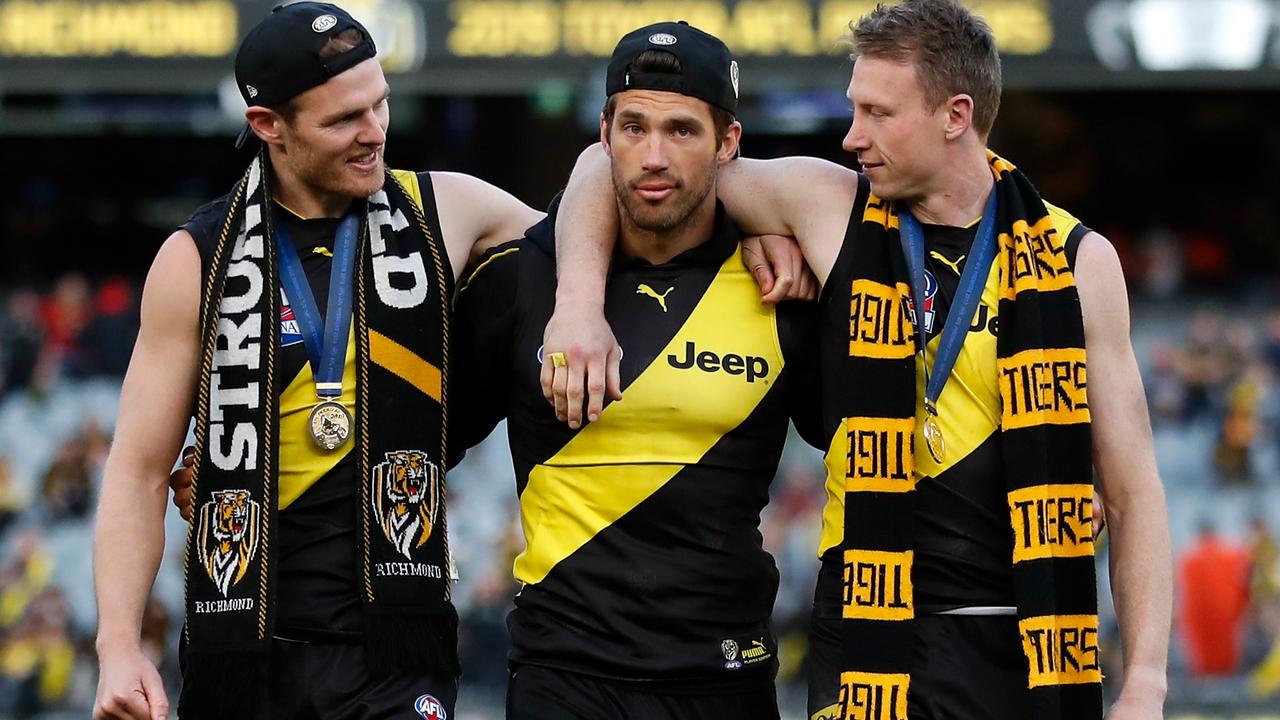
[233,2,377,146]
[605,21,738,115]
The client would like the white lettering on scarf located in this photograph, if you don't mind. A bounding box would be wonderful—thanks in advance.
[368,189,428,309]
[210,160,266,472]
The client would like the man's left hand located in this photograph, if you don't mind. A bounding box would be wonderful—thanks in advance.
[742,234,817,303]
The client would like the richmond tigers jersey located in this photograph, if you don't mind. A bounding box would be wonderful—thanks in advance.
[452,200,819,688]
[815,175,1088,610]
[182,170,451,636]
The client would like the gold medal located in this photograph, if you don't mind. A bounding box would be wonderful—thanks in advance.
[309,400,352,451]
[923,412,945,464]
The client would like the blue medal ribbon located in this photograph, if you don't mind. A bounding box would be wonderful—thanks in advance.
[275,212,360,399]
[899,189,999,421]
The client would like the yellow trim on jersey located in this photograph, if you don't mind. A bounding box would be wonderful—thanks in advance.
[390,168,423,210]
[278,322,356,509]
[457,247,519,295]
[818,206,1082,556]
[514,246,783,585]
[370,329,442,403]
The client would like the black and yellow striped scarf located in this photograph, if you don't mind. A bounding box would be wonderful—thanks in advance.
[837,152,1101,719]
[180,150,458,719]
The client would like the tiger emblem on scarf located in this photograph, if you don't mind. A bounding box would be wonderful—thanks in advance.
[371,450,441,559]
[196,489,261,597]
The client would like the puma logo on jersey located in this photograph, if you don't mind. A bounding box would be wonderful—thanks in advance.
[668,341,769,383]
[312,246,333,258]
[636,283,673,312]
[930,250,965,276]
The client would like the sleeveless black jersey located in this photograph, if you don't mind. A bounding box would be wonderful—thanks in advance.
[815,175,1089,611]
[452,200,819,689]
[182,170,450,637]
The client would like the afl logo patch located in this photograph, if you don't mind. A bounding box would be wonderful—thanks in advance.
[730,60,739,98]
[648,32,677,46]
[414,693,447,720]
[312,14,338,32]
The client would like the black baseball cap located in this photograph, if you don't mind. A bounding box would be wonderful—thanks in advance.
[606,21,739,115]
[233,1,377,147]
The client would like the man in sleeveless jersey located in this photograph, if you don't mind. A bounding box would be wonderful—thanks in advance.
[450,22,821,719]
[541,1,1171,719]
[92,5,543,719]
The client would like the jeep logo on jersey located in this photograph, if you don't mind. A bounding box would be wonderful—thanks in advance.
[414,693,447,720]
[668,341,769,383]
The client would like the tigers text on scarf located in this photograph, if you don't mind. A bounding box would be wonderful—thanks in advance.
[836,152,1101,720]
[179,151,457,719]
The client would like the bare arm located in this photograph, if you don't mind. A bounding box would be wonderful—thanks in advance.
[93,231,201,720]
[1075,232,1171,719]
[429,171,545,282]
[717,156,859,288]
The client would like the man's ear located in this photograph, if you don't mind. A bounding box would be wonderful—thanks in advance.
[599,112,612,155]
[717,121,743,165]
[943,94,974,141]
[246,106,285,146]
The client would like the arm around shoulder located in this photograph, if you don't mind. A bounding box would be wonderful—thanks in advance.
[429,171,544,281]
[718,156,859,287]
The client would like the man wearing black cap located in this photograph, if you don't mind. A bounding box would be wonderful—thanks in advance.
[91,3,542,719]
[449,20,819,720]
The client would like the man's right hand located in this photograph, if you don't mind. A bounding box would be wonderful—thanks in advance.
[170,446,195,521]
[540,303,622,429]
[93,644,169,720]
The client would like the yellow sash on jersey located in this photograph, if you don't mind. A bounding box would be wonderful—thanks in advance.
[515,246,784,585]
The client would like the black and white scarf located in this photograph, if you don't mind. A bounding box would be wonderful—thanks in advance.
[179,150,457,718]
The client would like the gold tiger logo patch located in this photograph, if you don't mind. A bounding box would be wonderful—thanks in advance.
[371,450,442,559]
[196,489,261,597]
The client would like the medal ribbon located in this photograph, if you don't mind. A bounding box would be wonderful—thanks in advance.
[900,190,999,429]
[275,212,360,399]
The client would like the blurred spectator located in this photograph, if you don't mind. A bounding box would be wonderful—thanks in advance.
[0,588,76,718]
[0,457,24,536]
[1214,360,1267,485]
[1248,516,1280,699]
[1180,311,1228,424]
[0,290,45,396]
[1145,342,1187,425]
[37,275,91,369]
[1179,522,1251,676]
[39,437,93,525]
[1136,225,1183,299]
[78,277,138,378]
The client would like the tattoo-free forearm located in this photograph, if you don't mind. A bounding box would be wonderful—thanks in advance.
[554,143,616,308]
[93,459,169,651]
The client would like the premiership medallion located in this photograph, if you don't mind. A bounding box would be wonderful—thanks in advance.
[309,400,352,451]
[923,413,945,464]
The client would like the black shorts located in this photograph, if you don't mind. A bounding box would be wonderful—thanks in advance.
[506,664,780,720]
[808,571,1028,720]
[270,637,457,720]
